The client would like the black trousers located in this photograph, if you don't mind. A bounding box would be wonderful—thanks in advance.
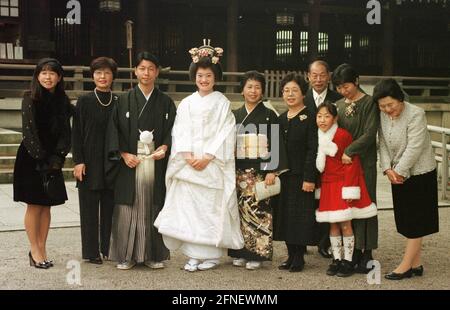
[79,187,114,259]
[318,222,331,249]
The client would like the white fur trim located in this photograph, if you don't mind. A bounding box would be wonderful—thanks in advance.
[351,203,378,219]
[342,186,361,200]
[316,203,377,223]
[316,208,352,223]
[316,124,339,172]
[315,188,321,200]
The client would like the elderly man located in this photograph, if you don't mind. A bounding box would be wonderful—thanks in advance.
[305,60,342,114]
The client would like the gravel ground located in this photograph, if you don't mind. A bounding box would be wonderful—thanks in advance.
[0,208,448,290]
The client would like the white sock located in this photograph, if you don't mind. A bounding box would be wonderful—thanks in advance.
[343,235,355,262]
[329,236,343,261]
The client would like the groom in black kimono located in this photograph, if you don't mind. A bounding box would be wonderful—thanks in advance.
[105,52,176,269]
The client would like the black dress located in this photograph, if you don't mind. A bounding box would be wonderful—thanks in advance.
[273,107,319,245]
[13,92,72,206]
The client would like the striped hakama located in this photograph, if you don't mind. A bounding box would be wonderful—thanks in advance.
[109,142,169,263]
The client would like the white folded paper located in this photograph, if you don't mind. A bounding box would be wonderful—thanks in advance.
[254,176,281,201]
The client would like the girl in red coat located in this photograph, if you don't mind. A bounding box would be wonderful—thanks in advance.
[315,102,377,277]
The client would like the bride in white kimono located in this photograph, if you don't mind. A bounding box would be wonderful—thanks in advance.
[154,43,244,272]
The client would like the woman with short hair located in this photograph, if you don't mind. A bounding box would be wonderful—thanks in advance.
[72,56,118,264]
[375,78,439,280]
[273,72,319,272]
[229,70,288,270]
[332,64,379,273]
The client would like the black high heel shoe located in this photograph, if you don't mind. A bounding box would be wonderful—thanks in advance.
[385,268,413,280]
[29,252,49,269]
[44,259,54,267]
[412,265,424,276]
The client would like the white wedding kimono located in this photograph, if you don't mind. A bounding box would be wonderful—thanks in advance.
[154,91,244,259]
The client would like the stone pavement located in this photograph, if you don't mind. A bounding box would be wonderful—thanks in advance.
[0,182,79,232]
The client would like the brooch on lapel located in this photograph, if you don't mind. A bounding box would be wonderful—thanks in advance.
[345,102,357,117]
[299,114,308,121]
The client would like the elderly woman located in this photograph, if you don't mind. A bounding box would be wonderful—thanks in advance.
[229,71,288,270]
[332,63,379,273]
[273,72,319,272]
[374,79,439,280]
[72,57,118,264]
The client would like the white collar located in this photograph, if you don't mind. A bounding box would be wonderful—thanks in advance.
[313,89,328,106]
[138,85,154,101]
[245,102,260,115]
[316,123,338,173]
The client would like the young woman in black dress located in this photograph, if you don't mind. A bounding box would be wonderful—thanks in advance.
[13,58,73,269]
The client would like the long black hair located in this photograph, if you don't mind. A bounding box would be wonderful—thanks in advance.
[29,58,66,102]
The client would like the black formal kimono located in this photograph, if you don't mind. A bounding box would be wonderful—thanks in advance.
[273,106,319,247]
[13,91,72,206]
[228,102,288,262]
[105,86,176,264]
[72,90,117,259]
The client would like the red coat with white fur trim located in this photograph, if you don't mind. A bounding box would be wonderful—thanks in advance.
[315,127,377,223]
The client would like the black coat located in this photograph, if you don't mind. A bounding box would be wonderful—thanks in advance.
[279,107,318,181]
[72,91,117,190]
[304,88,342,115]
[273,106,319,244]
[13,91,73,206]
[105,87,176,206]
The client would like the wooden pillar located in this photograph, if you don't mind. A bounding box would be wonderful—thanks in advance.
[136,0,151,54]
[308,0,321,63]
[26,0,52,59]
[382,1,395,75]
[226,0,238,73]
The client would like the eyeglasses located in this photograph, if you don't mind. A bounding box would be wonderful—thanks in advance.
[283,88,301,94]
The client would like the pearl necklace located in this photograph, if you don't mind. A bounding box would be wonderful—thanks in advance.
[287,106,305,119]
[94,88,112,107]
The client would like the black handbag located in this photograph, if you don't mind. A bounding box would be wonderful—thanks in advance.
[42,171,66,201]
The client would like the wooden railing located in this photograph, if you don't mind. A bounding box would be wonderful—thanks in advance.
[1,64,449,101]
[428,125,450,200]
[263,69,450,100]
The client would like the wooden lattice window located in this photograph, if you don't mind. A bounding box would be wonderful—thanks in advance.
[0,0,19,17]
